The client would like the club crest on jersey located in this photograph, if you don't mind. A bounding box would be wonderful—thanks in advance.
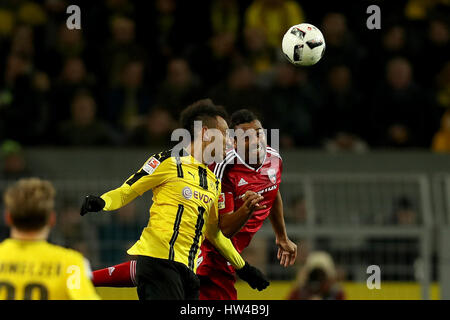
[218,193,225,209]
[143,157,160,175]
[267,168,277,184]
[182,186,193,199]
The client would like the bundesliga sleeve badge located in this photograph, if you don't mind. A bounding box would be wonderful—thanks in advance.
[143,157,161,175]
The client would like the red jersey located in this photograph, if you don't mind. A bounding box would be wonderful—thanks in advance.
[196,146,282,276]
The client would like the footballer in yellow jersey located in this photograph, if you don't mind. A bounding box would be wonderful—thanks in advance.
[80,99,269,299]
[0,178,99,300]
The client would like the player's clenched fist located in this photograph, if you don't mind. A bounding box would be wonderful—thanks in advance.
[80,195,105,216]
[236,261,270,291]
[242,190,267,213]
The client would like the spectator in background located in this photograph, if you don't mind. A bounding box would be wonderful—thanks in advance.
[268,62,319,147]
[318,64,368,151]
[9,25,35,61]
[156,58,203,117]
[242,26,276,86]
[106,59,151,132]
[370,57,437,148]
[324,132,369,154]
[209,63,266,116]
[43,23,86,77]
[126,107,177,148]
[364,24,412,87]
[0,53,48,145]
[209,0,241,38]
[435,61,450,110]
[58,91,120,146]
[50,57,96,129]
[365,196,419,280]
[287,251,345,300]
[318,12,363,80]
[104,15,145,87]
[432,110,450,152]
[245,0,305,49]
[140,0,180,81]
[191,31,239,88]
[417,17,449,89]
[389,196,417,225]
[0,140,30,181]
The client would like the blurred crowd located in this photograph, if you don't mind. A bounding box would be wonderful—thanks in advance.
[0,0,448,151]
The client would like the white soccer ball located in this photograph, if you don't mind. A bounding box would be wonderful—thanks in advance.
[282,23,326,66]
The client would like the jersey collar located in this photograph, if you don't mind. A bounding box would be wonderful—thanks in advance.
[233,148,267,172]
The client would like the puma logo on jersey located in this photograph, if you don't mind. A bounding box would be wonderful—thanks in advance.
[238,178,248,186]
[187,171,195,180]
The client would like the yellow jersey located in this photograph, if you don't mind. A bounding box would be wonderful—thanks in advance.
[100,149,245,273]
[0,239,99,300]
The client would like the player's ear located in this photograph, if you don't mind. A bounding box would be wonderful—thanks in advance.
[4,211,12,227]
[48,211,56,228]
[202,126,211,141]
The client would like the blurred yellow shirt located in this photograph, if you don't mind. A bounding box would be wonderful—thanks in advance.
[0,239,99,300]
[245,0,305,48]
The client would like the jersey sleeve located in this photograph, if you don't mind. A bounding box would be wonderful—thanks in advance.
[101,153,173,211]
[204,203,245,270]
[218,174,235,215]
[125,154,173,196]
[66,254,100,300]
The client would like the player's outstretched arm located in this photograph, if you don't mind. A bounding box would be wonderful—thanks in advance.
[80,184,139,216]
[269,190,297,267]
[80,152,171,216]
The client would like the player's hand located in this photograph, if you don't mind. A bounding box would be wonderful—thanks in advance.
[80,195,105,216]
[276,237,297,267]
[235,261,270,291]
[242,191,266,214]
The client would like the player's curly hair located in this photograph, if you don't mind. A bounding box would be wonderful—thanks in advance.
[230,109,259,129]
[180,99,229,139]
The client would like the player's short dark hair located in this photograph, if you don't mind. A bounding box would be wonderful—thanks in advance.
[179,99,229,139]
[230,109,259,129]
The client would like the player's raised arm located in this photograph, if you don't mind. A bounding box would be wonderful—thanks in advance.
[80,151,172,216]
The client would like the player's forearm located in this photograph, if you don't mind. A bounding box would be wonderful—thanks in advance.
[205,223,245,269]
[269,191,288,240]
[100,184,139,211]
[219,207,253,238]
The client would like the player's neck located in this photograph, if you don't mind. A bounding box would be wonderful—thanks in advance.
[186,141,205,165]
[10,227,49,241]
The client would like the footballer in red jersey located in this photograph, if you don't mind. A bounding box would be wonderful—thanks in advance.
[196,109,297,300]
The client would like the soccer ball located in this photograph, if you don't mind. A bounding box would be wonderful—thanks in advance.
[282,23,325,66]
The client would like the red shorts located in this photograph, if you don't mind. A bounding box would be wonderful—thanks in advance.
[198,272,237,300]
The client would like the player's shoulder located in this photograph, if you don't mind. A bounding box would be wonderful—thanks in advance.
[149,149,175,163]
[212,149,238,180]
[43,242,85,262]
[266,146,282,160]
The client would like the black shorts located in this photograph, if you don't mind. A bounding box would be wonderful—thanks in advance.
[135,255,200,300]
